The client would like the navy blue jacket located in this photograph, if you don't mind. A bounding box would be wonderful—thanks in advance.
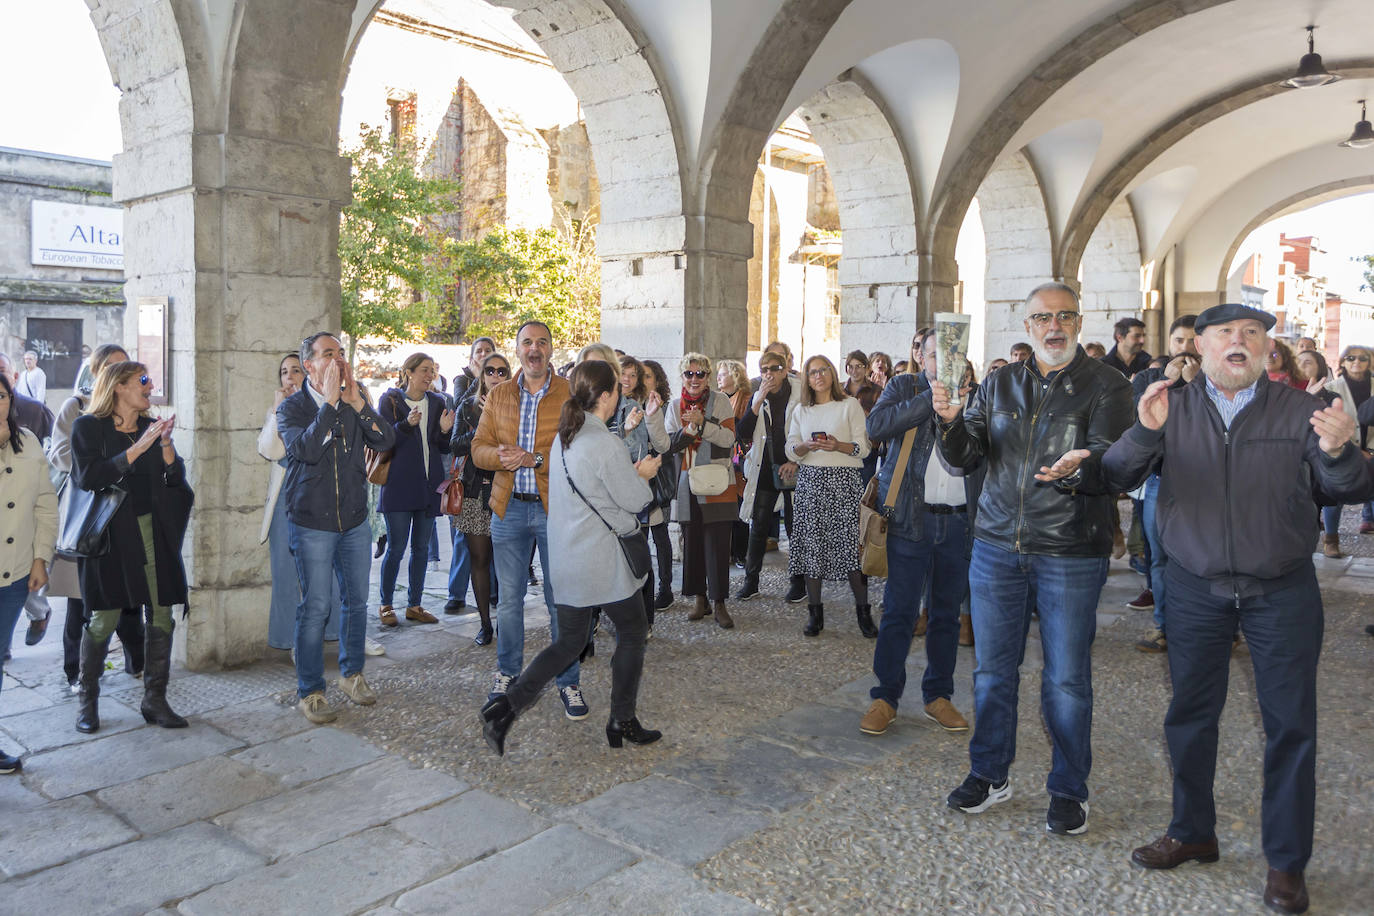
[277,385,395,533]
[867,373,983,551]
[377,388,451,516]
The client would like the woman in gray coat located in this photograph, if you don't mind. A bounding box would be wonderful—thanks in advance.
[480,360,663,756]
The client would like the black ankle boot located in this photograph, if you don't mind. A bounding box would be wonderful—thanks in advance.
[374,534,387,559]
[141,626,188,728]
[480,695,516,756]
[76,631,110,734]
[606,717,662,748]
[784,576,808,604]
[855,604,878,638]
[804,603,824,637]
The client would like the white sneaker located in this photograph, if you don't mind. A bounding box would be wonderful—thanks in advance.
[364,637,386,656]
[428,560,441,573]
[339,672,377,706]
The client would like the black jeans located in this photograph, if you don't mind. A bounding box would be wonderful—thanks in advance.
[682,499,731,601]
[506,592,649,722]
[745,481,793,580]
[649,522,673,594]
[1164,564,1322,873]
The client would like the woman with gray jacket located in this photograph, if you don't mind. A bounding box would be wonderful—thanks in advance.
[480,360,663,755]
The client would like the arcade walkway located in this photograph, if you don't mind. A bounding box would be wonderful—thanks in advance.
[2,537,1371,915]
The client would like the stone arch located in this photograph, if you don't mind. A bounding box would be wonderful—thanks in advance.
[1058,62,1374,280]
[925,0,1235,317]
[797,77,919,358]
[1078,197,1144,349]
[974,150,1054,363]
[345,0,689,361]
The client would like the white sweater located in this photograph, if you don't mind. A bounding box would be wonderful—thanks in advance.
[786,398,870,467]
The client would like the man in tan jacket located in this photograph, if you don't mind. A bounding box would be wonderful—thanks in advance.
[471,321,586,719]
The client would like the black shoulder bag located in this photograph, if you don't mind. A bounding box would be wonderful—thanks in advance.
[561,451,652,580]
[55,477,126,560]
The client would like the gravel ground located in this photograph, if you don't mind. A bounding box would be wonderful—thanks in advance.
[322,542,1374,915]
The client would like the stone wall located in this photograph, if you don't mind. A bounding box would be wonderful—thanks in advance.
[1079,197,1144,351]
[974,151,1053,363]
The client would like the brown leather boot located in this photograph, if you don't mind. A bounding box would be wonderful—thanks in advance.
[712,600,734,629]
[1322,534,1342,559]
[688,595,709,621]
[958,613,974,647]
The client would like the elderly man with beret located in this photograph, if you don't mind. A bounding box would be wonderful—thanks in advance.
[1102,303,1373,915]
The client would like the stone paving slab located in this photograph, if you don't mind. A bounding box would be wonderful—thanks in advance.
[214,756,468,858]
[565,776,772,867]
[106,668,293,719]
[392,824,636,916]
[538,860,767,915]
[228,725,386,787]
[178,826,453,916]
[653,736,854,814]
[0,683,55,716]
[96,756,285,835]
[391,789,549,868]
[0,770,48,810]
[0,695,144,754]
[758,701,925,764]
[0,794,138,878]
[196,695,313,746]
[25,722,244,799]
[1,821,266,914]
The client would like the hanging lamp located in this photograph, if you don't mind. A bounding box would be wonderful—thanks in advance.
[1338,100,1374,149]
[1280,26,1341,89]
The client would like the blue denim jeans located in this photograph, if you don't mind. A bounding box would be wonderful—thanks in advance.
[967,539,1107,802]
[381,510,431,607]
[448,518,471,603]
[289,520,372,698]
[268,493,339,650]
[871,512,969,709]
[491,498,576,688]
[1141,474,1166,631]
[0,577,30,700]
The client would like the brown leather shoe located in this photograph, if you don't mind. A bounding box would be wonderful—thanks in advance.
[379,605,399,628]
[405,606,439,624]
[1130,834,1220,869]
[923,697,969,732]
[1263,868,1308,914]
[1322,534,1342,559]
[712,601,734,629]
[688,596,709,621]
[859,699,896,736]
[958,613,974,647]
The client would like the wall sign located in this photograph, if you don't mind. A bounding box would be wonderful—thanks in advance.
[30,200,124,269]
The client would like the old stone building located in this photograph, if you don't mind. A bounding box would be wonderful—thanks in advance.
[0,148,125,408]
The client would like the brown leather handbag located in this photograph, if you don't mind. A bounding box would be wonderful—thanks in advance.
[439,457,465,515]
[858,427,917,577]
[364,446,392,485]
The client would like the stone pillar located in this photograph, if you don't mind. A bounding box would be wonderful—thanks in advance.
[682,215,752,362]
[1078,198,1144,349]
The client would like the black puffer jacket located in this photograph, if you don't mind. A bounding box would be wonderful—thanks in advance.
[1103,373,1374,596]
[937,346,1134,557]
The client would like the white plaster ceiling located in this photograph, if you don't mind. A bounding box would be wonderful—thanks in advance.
[1025,119,1103,246]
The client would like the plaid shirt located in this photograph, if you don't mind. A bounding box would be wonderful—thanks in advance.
[1204,375,1258,430]
[515,371,552,494]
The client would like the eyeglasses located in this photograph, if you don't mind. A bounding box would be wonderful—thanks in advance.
[760,365,784,373]
[807,368,831,378]
[484,366,510,376]
[1344,355,1370,363]
[1028,311,1081,327]
[682,370,707,379]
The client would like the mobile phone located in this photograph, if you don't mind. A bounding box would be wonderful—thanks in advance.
[810,432,828,441]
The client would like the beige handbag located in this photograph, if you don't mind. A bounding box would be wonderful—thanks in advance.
[858,427,918,577]
[687,462,730,496]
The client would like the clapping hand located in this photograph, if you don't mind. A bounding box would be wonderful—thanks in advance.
[439,408,455,433]
[1312,398,1356,457]
[1035,448,1090,482]
[635,453,663,480]
[1138,380,1170,430]
[682,406,704,429]
[644,391,662,415]
[407,407,423,427]
[341,362,365,410]
[321,359,342,406]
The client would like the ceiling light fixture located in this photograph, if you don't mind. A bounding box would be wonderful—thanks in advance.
[1339,100,1374,149]
[1280,25,1341,89]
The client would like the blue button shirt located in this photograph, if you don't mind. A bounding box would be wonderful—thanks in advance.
[1204,375,1259,430]
[515,372,552,495]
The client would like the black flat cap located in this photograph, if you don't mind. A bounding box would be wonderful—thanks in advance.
[1194,303,1276,333]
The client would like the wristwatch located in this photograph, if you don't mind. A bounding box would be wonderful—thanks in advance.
[533,452,544,469]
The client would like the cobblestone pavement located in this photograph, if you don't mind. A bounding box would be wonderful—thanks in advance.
[2,535,1371,915]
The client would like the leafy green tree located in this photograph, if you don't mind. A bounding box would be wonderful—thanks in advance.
[1354,253,1374,292]
[449,218,601,346]
[338,125,460,362]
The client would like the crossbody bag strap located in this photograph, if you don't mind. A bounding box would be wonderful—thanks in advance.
[883,426,920,510]
[561,450,622,538]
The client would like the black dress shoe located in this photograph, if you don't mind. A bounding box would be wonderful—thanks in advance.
[654,588,674,610]
[1264,868,1308,914]
[480,695,516,756]
[374,535,387,558]
[1131,834,1219,869]
[473,625,494,647]
[25,610,51,646]
[444,598,466,614]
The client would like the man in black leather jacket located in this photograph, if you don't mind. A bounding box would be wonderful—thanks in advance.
[1103,303,1370,915]
[931,281,1134,837]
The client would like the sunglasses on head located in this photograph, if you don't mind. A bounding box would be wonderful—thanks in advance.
[484,365,510,376]
[682,370,707,379]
